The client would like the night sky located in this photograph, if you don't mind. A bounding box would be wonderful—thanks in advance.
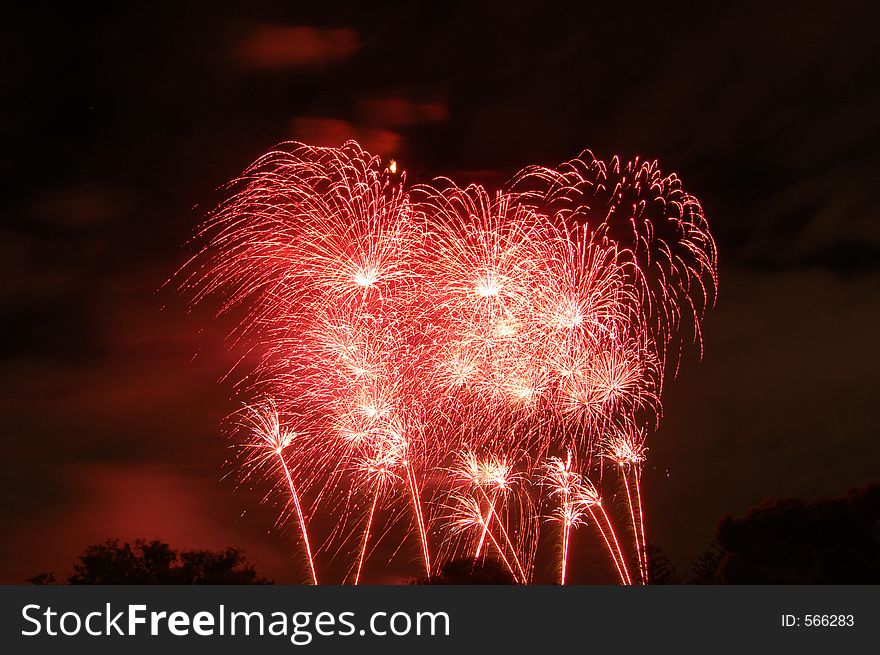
[2,1,879,583]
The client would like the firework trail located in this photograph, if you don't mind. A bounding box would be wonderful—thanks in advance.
[541,451,631,585]
[591,495,633,586]
[448,449,528,581]
[237,402,318,585]
[448,494,520,581]
[603,425,649,583]
[542,452,584,585]
[457,451,513,558]
[353,431,402,584]
[179,140,717,584]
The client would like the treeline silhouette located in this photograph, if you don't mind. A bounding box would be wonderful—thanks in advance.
[29,539,272,584]
[411,557,516,584]
[29,484,878,584]
[650,483,880,584]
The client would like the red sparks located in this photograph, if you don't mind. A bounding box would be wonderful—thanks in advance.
[180,141,718,584]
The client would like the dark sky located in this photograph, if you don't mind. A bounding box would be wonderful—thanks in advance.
[2,1,879,583]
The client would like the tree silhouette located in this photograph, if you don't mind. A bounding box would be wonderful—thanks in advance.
[634,486,880,585]
[714,484,880,583]
[646,543,681,584]
[29,539,272,584]
[689,540,723,584]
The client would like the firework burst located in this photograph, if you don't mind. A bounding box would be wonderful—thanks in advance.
[179,140,717,584]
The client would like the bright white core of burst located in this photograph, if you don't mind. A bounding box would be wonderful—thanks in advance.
[556,300,584,328]
[354,267,378,287]
[474,274,500,297]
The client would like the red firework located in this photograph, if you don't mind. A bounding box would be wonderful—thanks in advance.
[179,140,717,584]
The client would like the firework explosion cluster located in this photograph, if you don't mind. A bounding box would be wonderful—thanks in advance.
[181,141,717,584]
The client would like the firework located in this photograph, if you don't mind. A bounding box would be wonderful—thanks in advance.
[237,402,318,585]
[541,451,631,585]
[603,424,649,583]
[352,431,403,584]
[542,452,584,585]
[447,449,528,582]
[179,140,717,584]
[509,152,718,369]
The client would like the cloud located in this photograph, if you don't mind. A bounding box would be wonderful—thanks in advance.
[287,96,447,157]
[29,184,130,229]
[236,24,358,70]
[290,116,401,155]
[357,96,448,127]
